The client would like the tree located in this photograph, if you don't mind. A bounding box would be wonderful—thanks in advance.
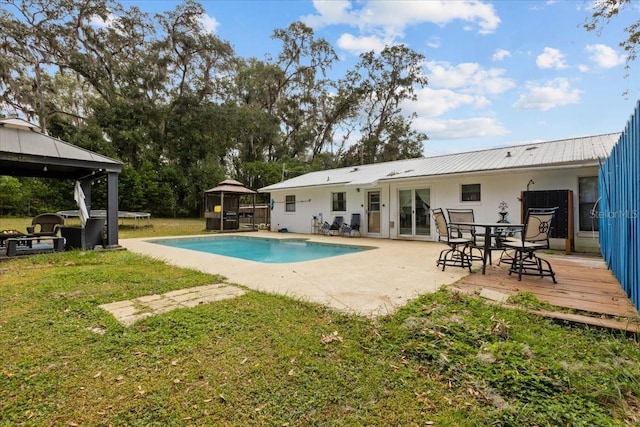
[0,176,24,215]
[0,1,434,216]
[585,0,640,81]
[339,45,428,165]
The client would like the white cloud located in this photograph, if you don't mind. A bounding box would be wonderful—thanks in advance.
[336,33,388,55]
[513,78,582,111]
[304,0,354,27]
[304,0,501,40]
[536,47,567,69]
[492,49,511,62]
[198,14,219,34]
[425,61,516,95]
[414,117,509,139]
[405,88,480,117]
[426,36,441,49]
[578,64,590,72]
[585,44,626,68]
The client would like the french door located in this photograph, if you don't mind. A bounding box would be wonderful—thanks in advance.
[398,188,431,237]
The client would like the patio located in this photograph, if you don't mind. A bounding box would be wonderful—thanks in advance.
[121,232,640,331]
[452,252,640,333]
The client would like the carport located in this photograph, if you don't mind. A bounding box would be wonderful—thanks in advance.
[0,118,123,247]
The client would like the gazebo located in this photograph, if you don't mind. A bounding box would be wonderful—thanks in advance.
[204,179,256,231]
[0,118,123,247]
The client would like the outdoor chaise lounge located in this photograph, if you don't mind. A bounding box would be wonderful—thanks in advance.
[329,216,344,236]
[341,213,361,237]
[321,216,344,236]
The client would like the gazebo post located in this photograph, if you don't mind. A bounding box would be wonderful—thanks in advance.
[105,172,119,247]
[220,192,224,232]
[252,193,256,231]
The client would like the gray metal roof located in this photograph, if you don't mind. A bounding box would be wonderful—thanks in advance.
[0,118,122,179]
[259,133,620,192]
[205,179,256,194]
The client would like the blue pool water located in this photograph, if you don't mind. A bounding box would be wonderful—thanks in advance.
[152,236,370,263]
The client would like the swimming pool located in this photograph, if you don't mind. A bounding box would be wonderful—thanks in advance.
[152,236,371,263]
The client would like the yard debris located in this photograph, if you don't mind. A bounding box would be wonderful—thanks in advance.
[490,316,510,339]
[320,330,343,344]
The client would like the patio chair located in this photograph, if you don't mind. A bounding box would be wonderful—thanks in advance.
[446,208,485,262]
[341,213,361,237]
[328,216,344,236]
[502,207,558,283]
[320,221,331,235]
[497,207,555,265]
[60,217,106,250]
[27,213,65,237]
[432,208,472,272]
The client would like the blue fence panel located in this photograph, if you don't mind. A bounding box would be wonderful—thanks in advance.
[599,100,640,312]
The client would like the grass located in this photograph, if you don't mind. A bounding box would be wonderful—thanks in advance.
[1,217,639,425]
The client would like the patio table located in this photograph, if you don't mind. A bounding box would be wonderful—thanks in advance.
[449,221,524,274]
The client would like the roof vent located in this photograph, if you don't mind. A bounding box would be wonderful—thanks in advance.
[350,167,359,172]
[506,151,511,158]
[386,171,398,177]
[526,146,538,151]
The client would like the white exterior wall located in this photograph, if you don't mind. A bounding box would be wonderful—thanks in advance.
[265,165,601,252]
[268,185,369,234]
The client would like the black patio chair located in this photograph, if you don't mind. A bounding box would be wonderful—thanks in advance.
[60,217,106,250]
[502,207,558,283]
[328,216,344,236]
[446,208,486,263]
[27,213,65,237]
[341,213,361,237]
[432,208,472,272]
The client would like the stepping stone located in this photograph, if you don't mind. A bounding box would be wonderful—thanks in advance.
[99,284,246,326]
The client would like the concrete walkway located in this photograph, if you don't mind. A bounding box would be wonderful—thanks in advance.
[118,232,469,320]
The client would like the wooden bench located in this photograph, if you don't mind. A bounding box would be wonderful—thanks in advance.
[5,236,65,257]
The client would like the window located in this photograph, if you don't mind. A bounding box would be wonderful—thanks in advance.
[332,192,346,212]
[285,195,296,212]
[579,176,598,232]
[461,184,481,202]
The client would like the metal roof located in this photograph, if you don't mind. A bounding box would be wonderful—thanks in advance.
[259,133,620,192]
[205,179,256,194]
[0,118,122,179]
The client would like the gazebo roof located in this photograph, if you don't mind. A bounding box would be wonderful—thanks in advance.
[205,179,256,194]
[0,117,122,179]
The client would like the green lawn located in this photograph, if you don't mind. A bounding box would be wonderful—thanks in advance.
[1,218,639,425]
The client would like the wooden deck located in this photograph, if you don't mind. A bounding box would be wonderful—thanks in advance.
[451,252,640,333]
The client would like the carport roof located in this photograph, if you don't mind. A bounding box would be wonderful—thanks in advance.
[0,118,122,180]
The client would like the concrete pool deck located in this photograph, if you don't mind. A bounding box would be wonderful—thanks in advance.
[120,232,469,317]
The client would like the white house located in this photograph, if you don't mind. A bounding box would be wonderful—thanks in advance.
[259,133,619,253]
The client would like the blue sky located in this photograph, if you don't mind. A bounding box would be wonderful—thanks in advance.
[129,0,639,156]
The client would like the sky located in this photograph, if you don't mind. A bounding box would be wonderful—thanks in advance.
[129,0,640,157]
